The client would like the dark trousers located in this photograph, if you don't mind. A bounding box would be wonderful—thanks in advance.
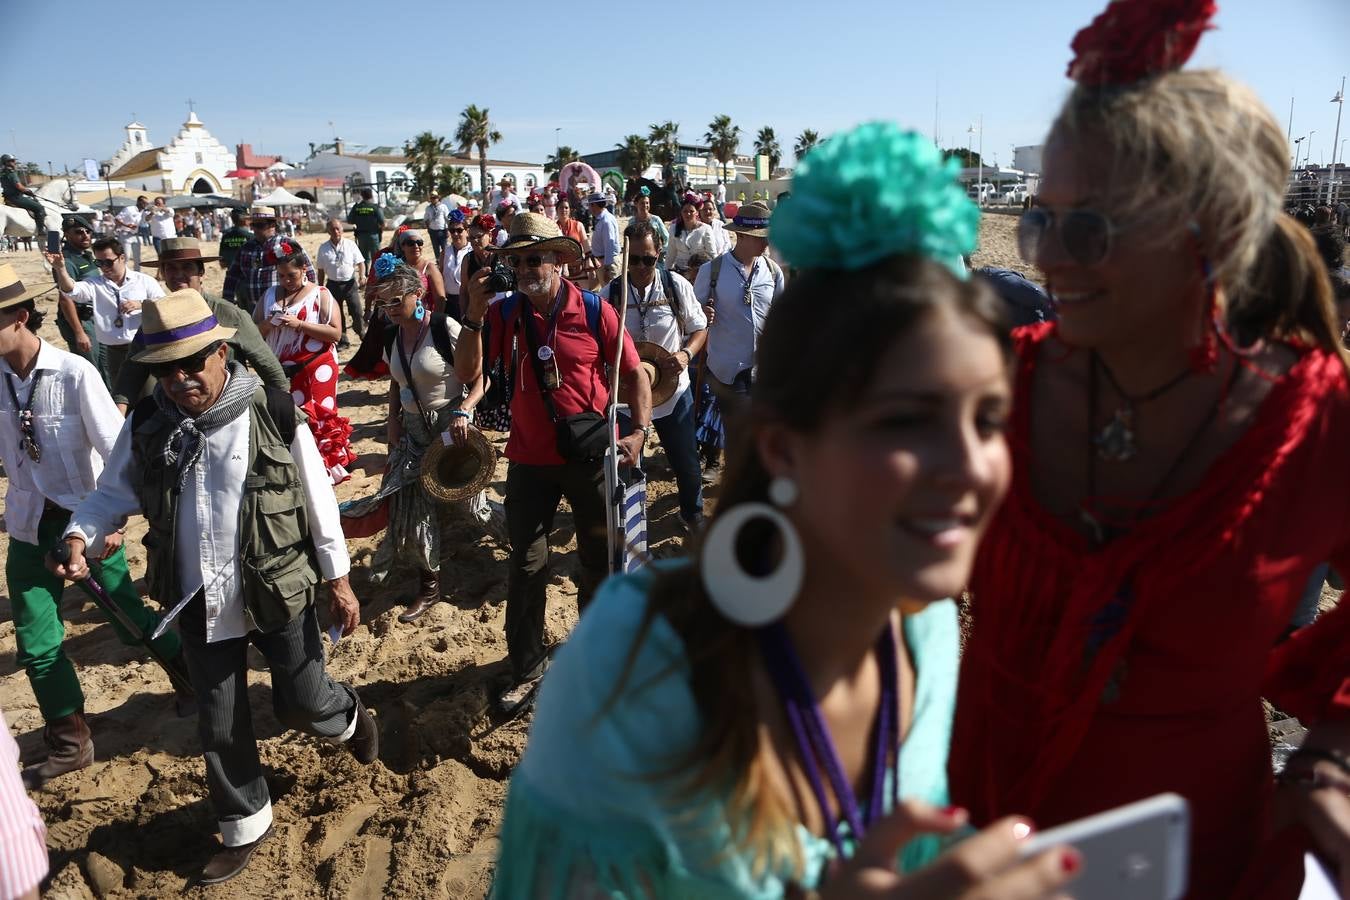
[179,596,356,846]
[620,389,704,523]
[428,229,448,261]
[355,233,381,264]
[7,195,45,232]
[708,369,753,456]
[503,460,609,680]
[327,278,362,338]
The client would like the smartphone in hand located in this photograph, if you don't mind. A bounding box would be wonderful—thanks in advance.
[46,230,61,254]
[1019,793,1190,900]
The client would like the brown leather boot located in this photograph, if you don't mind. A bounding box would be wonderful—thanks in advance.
[21,712,93,790]
[397,570,440,623]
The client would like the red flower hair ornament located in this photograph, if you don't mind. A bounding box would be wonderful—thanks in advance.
[264,239,299,266]
[1067,0,1218,87]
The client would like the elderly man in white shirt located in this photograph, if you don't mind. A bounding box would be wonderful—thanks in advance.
[692,200,785,453]
[49,235,164,386]
[51,289,377,886]
[0,264,192,791]
[587,194,620,284]
[424,192,451,262]
[315,218,367,348]
[605,221,709,530]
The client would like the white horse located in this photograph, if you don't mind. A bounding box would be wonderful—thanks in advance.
[1,178,93,240]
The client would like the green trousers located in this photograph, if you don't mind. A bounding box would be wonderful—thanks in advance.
[6,508,182,722]
[55,315,106,387]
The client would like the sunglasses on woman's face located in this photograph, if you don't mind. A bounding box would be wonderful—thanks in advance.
[627,255,658,268]
[148,348,216,379]
[402,239,424,248]
[505,254,547,269]
[1017,207,1117,268]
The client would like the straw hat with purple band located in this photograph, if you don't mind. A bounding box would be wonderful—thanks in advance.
[249,205,279,220]
[726,200,772,238]
[131,288,236,363]
[496,212,583,264]
[141,236,220,267]
[0,264,49,312]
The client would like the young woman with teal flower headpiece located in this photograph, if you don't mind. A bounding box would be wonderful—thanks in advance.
[491,121,1080,899]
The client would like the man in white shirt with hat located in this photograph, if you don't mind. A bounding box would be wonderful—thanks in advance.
[0,263,192,792]
[48,235,165,386]
[50,288,376,884]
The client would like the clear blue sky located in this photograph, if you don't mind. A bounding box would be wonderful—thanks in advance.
[3,0,1347,175]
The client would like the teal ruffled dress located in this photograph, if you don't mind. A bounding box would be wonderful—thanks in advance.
[491,565,960,899]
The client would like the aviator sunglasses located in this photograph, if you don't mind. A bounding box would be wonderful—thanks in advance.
[627,255,658,268]
[1017,207,1118,268]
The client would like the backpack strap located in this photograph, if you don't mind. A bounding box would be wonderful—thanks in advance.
[261,385,298,447]
[429,311,455,364]
[660,267,687,338]
[708,254,723,300]
[579,290,602,346]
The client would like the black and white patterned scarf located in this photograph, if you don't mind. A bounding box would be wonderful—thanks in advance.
[152,362,260,491]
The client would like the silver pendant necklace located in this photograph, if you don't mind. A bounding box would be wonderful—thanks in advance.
[1091,352,1193,463]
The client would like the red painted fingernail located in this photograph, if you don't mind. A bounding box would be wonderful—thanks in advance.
[940,805,967,819]
[1061,849,1081,874]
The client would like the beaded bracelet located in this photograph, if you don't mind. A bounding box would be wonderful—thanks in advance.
[461,318,484,332]
[449,409,472,420]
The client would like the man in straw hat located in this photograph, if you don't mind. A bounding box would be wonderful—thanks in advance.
[605,220,709,532]
[587,192,621,285]
[221,205,316,314]
[47,235,165,387]
[50,289,376,883]
[460,212,653,718]
[0,264,193,791]
[112,236,287,412]
[692,198,785,454]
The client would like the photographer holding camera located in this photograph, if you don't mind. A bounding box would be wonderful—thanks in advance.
[459,212,652,719]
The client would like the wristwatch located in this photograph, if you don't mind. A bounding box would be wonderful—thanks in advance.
[639,424,655,441]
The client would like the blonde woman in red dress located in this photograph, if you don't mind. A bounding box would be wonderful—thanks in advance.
[255,241,356,484]
[950,3,1350,897]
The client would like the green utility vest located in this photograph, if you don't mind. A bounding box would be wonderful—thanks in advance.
[130,387,318,633]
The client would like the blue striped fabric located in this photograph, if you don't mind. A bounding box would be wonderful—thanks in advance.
[620,471,647,573]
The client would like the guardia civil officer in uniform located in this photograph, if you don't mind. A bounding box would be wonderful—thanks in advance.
[0,154,46,236]
[54,215,102,366]
[52,289,377,884]
[347,187,385,263]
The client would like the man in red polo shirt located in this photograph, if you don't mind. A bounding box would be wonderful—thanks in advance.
[460,213,651,717]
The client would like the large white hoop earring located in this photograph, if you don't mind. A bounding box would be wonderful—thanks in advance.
[699,496,804,628]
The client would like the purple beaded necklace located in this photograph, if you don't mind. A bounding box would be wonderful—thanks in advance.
[756,621,901,859]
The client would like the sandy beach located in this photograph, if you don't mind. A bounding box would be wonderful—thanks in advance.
[0,215,1038,898]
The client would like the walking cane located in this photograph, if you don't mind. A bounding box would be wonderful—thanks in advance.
[605,234,637,575]
[49,542,195,696]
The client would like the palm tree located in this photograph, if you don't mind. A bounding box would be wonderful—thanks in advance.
[754,127,782,174]
[615,135,653,179]
[403,131,451,200]
[454,104,502,200]
[544,145,580,181]
[794,129,822,160]
[647,120,680,168]
[436,166,471,198]
[704,115,741,183]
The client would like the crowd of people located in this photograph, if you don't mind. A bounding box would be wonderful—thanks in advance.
[1,0,1349,896]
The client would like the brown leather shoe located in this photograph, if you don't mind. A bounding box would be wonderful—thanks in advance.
[397,570,440,623]
[346,697,378,765]
[21,712,93,790]
[200,825,273,885]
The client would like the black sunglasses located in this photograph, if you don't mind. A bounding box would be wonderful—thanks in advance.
[94,257,121,268]
[505,254,547,268]
[148,347,218,378]
[628,255,658,268]
[448,228,465,234]
[1017,207,1117,267]
[402,238,424,247]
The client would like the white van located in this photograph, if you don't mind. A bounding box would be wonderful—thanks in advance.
[999,184,1030,206]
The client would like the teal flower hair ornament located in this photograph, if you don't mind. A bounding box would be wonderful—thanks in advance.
[771,122,979,278]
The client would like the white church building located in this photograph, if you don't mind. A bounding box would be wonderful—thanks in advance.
[106,112,235,195]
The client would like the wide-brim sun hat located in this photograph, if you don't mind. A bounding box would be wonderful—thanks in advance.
[0,264,49,312]
[131,287,236,363]
[726,200,772,238]
[631,341,680,408]
[249,205,279,220]
[421,426,498,503]
[142,236,220,267]
[497,212,583,263]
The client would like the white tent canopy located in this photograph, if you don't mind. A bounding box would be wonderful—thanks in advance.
[254,186,311,206]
